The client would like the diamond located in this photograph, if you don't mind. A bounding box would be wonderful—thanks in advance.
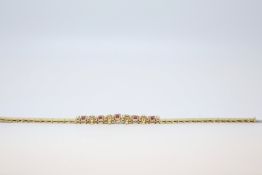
[89,116,96,124]
[140,116,147,124]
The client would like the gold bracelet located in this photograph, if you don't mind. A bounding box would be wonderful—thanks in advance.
[0,114,256,124]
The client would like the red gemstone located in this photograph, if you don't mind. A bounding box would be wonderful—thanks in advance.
[150,116,155,120]
[81,116,86,120]
[132,115,138,120]
[115,114,121,118]
[98,116,103,120]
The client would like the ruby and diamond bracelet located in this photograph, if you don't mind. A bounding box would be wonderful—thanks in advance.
[0,114,257,124]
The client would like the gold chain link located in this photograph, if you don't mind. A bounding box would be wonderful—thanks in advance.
[0,115,256,124]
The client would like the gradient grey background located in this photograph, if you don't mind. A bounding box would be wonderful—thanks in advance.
[0,0,262,174]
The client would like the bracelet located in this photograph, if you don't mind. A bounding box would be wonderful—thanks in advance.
[0,114,256,124]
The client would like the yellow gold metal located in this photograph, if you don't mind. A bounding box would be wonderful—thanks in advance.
[0,115,256,124]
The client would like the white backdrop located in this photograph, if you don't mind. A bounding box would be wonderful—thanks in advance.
[0,0,262,174]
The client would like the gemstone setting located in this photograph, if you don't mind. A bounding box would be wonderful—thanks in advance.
[76,114,159,124]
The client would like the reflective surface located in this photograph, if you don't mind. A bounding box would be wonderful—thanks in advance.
[0,123,261,175]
